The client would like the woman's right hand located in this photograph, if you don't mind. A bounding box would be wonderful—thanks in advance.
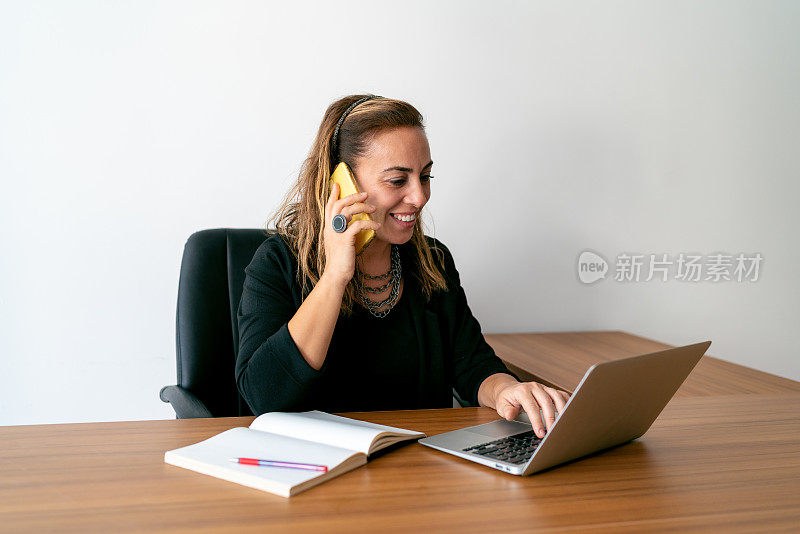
[322,182,382,286]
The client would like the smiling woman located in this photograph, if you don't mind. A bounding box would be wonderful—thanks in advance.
[235,94,570,436]
[266,95,446,317]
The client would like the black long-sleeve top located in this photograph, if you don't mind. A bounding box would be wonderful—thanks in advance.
[235,233,518,415]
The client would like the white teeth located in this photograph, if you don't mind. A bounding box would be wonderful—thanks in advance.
[391,213,416,222]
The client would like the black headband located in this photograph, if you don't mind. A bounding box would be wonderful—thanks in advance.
[330,95,382,160]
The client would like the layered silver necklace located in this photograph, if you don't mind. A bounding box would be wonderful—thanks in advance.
[354,244,402,319]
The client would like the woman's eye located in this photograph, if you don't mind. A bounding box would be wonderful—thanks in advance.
[390,175,434,186]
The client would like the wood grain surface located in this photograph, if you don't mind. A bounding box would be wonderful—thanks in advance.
[486,330,800,396]
[2,394,799,533]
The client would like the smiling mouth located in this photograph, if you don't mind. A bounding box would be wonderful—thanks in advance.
[390,213,417,223]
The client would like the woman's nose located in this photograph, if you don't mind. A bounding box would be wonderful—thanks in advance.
[405,178,428,208]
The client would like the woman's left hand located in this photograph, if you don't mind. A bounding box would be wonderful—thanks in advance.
[493,379,571,438]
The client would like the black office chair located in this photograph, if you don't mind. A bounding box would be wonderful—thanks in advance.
[160,228,470,419]
[160,228,271,418]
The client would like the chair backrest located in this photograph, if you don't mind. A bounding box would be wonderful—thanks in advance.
[175,228,273,417]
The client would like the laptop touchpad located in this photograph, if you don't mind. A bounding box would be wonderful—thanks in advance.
[467,419,531,438]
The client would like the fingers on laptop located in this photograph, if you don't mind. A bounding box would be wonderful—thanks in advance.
[496,383,572,437]
[544,385,569,413]
[518,394,546,438]
[502,384,550,438]
[530,387,558,437]
[521,384,570,437]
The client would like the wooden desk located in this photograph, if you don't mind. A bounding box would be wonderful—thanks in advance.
[2,395,799,532]
[486,331,800,396]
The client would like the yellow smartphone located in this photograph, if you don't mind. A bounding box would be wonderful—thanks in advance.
[329,161,375,255]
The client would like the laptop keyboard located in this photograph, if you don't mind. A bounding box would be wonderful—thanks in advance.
[462,430,543,464]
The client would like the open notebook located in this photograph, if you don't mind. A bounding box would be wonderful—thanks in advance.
[164,410,426,497]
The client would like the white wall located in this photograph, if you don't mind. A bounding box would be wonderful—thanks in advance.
[1,1,798,426]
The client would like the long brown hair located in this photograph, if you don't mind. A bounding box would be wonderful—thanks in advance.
[266,94,448,316]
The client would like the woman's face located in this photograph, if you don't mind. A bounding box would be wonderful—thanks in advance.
[351,126,432,246]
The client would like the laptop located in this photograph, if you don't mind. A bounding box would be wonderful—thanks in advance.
[419,341,711,475]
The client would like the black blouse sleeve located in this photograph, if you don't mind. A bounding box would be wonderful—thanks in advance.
[432,238,520,406]
[235,236,329,415]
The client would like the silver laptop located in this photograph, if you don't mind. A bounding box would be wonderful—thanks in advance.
[419,341,711,475]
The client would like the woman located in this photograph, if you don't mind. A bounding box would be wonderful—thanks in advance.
[236,94,569,438]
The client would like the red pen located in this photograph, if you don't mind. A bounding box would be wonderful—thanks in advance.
[229,457,328,472]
